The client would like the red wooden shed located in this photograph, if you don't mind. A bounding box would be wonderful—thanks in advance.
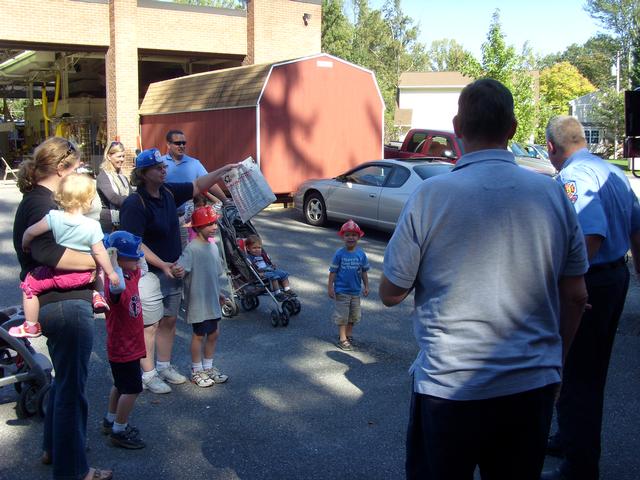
[138,53,384,195]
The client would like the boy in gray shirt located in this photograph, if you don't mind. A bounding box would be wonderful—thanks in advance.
[175,205,229,387]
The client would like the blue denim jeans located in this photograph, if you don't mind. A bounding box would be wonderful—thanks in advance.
[40,299,94,480]
[262,269,289,281]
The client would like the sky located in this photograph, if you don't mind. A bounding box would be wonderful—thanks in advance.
[370,0,607,60]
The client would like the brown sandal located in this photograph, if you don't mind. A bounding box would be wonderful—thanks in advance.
[85,468,113,480]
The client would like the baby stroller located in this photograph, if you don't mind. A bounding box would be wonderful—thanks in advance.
[0,306,52,418]
[217,204,301,327]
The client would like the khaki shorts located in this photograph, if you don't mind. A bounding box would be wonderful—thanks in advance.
[138,270,183,326]
[332,293,361,326]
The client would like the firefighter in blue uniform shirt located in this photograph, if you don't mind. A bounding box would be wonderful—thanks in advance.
[542,115,640,480]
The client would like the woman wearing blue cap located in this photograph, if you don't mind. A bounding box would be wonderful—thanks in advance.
[119,148,237,394]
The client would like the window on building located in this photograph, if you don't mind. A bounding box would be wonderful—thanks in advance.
[584,129,600,145]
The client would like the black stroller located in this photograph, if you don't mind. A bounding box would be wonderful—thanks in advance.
[0,306,52,418]
[217,204,301,327]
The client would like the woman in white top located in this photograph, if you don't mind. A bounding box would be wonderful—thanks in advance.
[97,141,133,233]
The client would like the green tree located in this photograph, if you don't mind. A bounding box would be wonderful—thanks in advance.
[461,10,536,143]
[321,0,353,58]
[585,0,640,87]
[540,62,596,113]
[591,87,625,157]
[381,0,428,77]
[427,39,479,72]
[558,35,619,89]
[379,0,428,139]
[535,62,596,142]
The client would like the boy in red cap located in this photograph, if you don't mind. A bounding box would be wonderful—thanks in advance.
[328,219,370,350]
[175,205,229,387]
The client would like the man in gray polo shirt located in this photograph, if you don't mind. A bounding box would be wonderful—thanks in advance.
[380,78,589,480]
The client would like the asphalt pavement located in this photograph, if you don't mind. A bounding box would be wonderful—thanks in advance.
[0,179,639,480]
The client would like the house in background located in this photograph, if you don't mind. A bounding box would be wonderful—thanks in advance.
[393,72,472,140]
[569,92,607,153]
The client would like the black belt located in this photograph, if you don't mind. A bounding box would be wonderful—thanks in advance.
[587,256,627,274]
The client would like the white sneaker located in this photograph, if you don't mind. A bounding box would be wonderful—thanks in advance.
[204,366,229,384]
[142,373,172,394]
[158,365,187,385]
[191,370,214,388]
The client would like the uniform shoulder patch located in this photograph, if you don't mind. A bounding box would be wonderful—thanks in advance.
[563,180,578,203]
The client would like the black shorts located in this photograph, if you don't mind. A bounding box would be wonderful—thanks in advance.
[192,318,220,336]
[110,359,143,395]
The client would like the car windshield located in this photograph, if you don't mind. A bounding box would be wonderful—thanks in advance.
[413,164,453,180]
[534,145,549,159]
[510,142,528,156]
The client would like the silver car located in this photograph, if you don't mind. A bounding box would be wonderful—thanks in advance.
[293,159,453,232]
[509,142,556,176]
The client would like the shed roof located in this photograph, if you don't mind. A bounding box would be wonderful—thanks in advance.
[399,71,472,88]
[139,62,274,115]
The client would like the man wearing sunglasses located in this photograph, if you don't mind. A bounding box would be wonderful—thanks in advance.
[162,129,229,204]
[162,129,230,247]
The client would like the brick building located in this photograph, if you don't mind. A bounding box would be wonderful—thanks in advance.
[0,0,321,164]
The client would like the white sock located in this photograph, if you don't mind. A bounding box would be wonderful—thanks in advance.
[203,358,213,370]
[105,412,116,423]
[156,361,170,371]
[142,369,157,381]
[112,421,127,434]
[284,286,291,291]
[192,362,203,372]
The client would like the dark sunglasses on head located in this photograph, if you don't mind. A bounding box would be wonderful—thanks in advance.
[59,141,76,162]
[108,141,123,152]
[171,141,187,146]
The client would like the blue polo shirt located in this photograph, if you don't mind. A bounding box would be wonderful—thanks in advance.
[163,154,207,213]
[120,183,194,264]
[383,149,588,401]
[556,148,640,265]
[162,154,207,183]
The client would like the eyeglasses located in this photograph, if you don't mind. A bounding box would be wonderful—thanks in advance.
[171,141,187,146]
[59,141,76,163]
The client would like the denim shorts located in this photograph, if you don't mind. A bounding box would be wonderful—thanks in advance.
[138,270,182,326]
[262,269,289,281]
[332,293,361,325]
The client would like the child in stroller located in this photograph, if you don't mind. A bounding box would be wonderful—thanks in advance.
[217,204,301,327]
[0,306,52,418]
[244,234,296,301]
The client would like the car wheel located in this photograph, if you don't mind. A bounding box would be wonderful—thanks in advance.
[304,192,327,227]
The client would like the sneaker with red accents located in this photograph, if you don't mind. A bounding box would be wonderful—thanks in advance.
[8,321,42,338]
[93,292,109,314]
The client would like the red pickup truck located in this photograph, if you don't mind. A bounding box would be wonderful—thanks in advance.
[384,129,557,176]
[384,129,464,163]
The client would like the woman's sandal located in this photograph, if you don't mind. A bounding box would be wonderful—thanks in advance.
[85,468,113,480]
[337,339,353,351]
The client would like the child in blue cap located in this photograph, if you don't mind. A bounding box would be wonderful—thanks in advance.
[101,230,147,449]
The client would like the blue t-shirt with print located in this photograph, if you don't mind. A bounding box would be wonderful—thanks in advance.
[329,247,370,295]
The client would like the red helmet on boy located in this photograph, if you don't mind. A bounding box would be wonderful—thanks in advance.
[339,219,364,237]
[191,205,220,228]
